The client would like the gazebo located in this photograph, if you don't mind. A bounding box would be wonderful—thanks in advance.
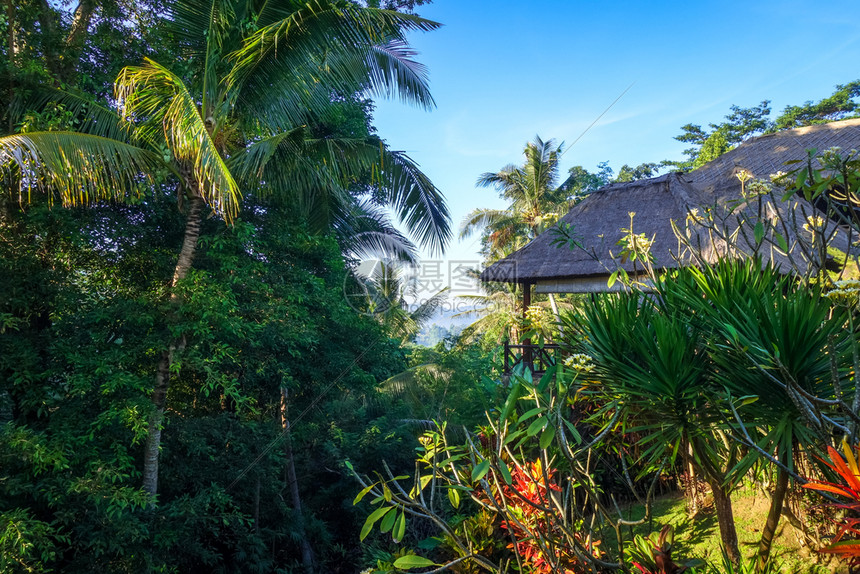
[481,119,860,372]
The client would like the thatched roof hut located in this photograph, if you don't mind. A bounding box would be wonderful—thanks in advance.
[481,118,860,293]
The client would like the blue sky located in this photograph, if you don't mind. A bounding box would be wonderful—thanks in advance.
[371,0,860,282]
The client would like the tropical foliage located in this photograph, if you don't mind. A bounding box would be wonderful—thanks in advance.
[5,2,860,573]
[2,0,453,510]
[0,1,469,571]
[803,442,860,568]
[664,81,860,171]
[460,136,574,262]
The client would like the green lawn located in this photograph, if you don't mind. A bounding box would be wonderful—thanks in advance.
[601,487,845,573]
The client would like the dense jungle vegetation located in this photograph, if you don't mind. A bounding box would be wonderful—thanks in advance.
[2,1,860,573]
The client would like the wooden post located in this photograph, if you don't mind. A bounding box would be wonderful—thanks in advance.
[522,281,532,371]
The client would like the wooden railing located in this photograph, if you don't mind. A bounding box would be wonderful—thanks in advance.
[503,342,561,376]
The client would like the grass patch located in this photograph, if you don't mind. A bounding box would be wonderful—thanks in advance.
[600,486,844,573]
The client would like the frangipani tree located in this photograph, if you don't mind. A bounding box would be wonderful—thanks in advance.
[0,0,450,503]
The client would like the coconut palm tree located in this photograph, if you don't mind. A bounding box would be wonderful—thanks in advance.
[354,259,448,343]
[460,137,577,342]
[460,135,572,261]
[0,0,450,504]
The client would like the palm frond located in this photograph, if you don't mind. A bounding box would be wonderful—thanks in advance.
[326,38,435,108]
[380,362,441,391]
[374,362,452,420]
[451,292,512,317]
[228,127,309,187]
[459,208,517,239]
[232,132,362,230]
[476,165,520,189]
[116,58,241,221]
[410,287,448,325]
[240,133,450,253]
[348,229,417,263]
[22,87,130,141]
[333,198,418,262]
[523,136,562,199]
[0,132,166,206]
[166,0,239,60]
[228,1,440,129]
[370,147,450,254]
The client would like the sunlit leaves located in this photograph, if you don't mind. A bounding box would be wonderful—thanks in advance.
[0,132,164,208]
[229,1,439,128]
[116,59,242,221]
[393,554,437,569]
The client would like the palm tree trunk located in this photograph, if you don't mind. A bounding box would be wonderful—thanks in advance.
[548,293,562,336]
[65,0,95,49]
[142,346,175,505]
[36,0,61,78]
[170,195,205,292]
[692,436,740,563]
[254,473,261,535]
[142,195,204,505]
[5,0,15,64]
[757,467,789,571]
[706,475,741,564]
[280,386,315,573]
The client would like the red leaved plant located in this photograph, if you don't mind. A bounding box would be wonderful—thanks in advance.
[803,440,860,567]
[479,458,601,574]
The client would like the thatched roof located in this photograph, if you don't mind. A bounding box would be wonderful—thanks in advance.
[481,119,860,291]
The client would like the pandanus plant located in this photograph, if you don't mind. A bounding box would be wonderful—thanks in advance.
[659,260,854,570]
[563,286,744,562]
[0,0,451,504]
[566,259,856,570]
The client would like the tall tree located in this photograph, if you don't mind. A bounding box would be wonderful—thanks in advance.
[461,136,571,261]
[774,80,860,130]
[561,161,613,195]
[665,101,772,171]
[662,81,860,171]
[0,0,450,505]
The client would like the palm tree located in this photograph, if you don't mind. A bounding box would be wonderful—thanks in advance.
[455,284,520,344]
[460,137,575,341]
[353,259,448,343]
[454,275,569,345]
[460,135,572,260]
[0,0,450,504]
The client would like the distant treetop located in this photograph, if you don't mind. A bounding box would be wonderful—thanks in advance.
[663,81,860,171]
